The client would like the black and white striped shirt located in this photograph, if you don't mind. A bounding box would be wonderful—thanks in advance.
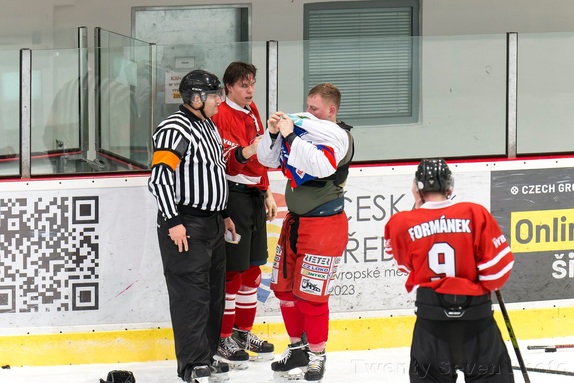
[148,105,229,228]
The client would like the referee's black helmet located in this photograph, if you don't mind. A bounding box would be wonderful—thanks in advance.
[179,70,224,104]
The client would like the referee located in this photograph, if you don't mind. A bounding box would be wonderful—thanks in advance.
[148,69,236,383]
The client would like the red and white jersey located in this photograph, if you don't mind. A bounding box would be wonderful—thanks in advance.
[211,99,269,191]
[257,112,349,188]
[384,200,514,296]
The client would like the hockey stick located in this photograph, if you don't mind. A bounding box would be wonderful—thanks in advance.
[512,366,574,377]
[495,290,531,383]
[527,344,574,351]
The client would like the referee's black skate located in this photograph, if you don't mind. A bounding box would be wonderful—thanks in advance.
[304,350,326,382]
[232,327,275,361]
[271,341,310,381]
[209,359,230,382]
[214,336,250,370]
[183,365,210,383]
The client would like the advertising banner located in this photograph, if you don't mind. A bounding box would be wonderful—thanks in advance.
[491,167,574,302]
[4,161,569,332]
[0,180,169,331]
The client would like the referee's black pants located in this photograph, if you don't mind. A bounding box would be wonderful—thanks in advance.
[157,212,226,377]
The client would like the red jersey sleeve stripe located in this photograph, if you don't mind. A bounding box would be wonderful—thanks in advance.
[477,246,511,271]
[396,264,411,274]
[478,261,514,281]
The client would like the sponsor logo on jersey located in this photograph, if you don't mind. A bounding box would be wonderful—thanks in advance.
[271,268,278,284]
[491,234,507,249]
[511,208,574,252]
[301,269,328,280]
[299,277,323,295]
[303,254,331,266]
[302,263,330,273]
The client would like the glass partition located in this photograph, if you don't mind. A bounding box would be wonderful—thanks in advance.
[153,41,268,125]
[277,40,307,115]
[517,32,574,155]
[96,29,154,170]
[0,28,78,51]
[31,47,82,175]
[278,35,508,162]
[5,30,574,179]
[0,49,20,176]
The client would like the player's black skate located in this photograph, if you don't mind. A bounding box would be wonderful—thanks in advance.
[271,341,310,381]
[183,365,211,383]
[304,351,326,382]
[214,336,250,370]
[209,359,230,382]
[232,327,275,361]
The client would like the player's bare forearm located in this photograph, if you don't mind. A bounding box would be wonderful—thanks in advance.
[265,189,277,221]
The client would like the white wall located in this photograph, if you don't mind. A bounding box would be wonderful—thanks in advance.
[422,0,574,35]
[3,0,574,41]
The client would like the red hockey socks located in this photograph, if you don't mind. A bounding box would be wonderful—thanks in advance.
[298,299,329,352]
[234,265,262,330]
[275,291,305,341]
[220,271,242,337]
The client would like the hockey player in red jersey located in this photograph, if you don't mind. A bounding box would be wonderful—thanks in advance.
[384,158,515,383]
[211,62,277,369]
[257,84,354,382]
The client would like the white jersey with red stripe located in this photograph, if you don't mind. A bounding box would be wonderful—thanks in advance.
[384,199,514,296]
[257,112,350,188]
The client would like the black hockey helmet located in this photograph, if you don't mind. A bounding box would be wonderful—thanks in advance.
[179,69,224,104]
[99,370,135,383]
[415,158,453,194]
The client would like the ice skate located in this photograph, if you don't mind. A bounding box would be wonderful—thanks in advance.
[184,365,211,383]
[271,341,310,381]
[232,327,275,361]
[208,359,230,382]
[214,336,250,370]
[304,351,326,382]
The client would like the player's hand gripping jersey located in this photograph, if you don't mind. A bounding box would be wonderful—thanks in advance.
[257,112,350,188]
[384,200,514,296]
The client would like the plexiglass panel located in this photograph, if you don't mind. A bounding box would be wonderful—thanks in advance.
[0,28,78,50]
[97,29,154,170]
[517,32,574,155]
[278,35,508,162]
[31,47,82,175]
[0,49,20,176]
[5,30,574,179]
[153,41,266,124]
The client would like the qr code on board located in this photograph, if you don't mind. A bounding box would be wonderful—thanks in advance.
[0,196,99,313]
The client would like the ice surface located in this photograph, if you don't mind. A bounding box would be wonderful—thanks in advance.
[1,337,573,383]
